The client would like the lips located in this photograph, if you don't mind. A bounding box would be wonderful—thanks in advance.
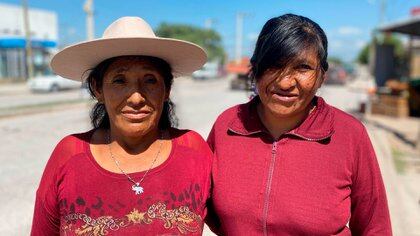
[121,110,151,121]
[271,91,299,103]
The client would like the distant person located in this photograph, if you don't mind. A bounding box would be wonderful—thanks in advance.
[206,14,392,235]
[31,17,212,235]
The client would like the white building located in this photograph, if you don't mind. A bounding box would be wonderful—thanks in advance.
[0,3,57,80]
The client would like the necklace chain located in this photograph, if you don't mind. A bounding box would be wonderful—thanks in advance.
[107,130,164,194]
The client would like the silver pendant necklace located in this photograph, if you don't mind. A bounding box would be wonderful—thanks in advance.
[107,130,164,195]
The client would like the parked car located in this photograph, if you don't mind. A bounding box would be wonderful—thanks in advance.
[192,61,220,80]
[324,65,348,85]
[230,74,252,90]
[27,73,81,92]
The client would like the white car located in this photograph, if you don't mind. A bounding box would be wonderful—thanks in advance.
[192,62,220,80]
[27,74,81,92]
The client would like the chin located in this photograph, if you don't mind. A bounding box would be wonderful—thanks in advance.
[117,122,156,138]
[269,104,302,118]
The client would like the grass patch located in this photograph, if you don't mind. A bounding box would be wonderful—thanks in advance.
[391,147,406,174]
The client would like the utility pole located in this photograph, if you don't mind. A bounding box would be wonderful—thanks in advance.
[235,13,244,64]
[22,0,33,79]
[379,0,387,25]
[83,0,94,40]
[205,18,214,29]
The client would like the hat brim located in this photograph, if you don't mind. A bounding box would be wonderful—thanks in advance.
[51,37,208,81]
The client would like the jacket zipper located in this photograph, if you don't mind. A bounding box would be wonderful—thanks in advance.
[262,141,277,236]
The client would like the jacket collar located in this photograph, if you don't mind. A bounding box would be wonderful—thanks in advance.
[228,96,335,141]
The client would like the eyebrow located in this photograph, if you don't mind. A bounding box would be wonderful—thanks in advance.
[294,58,316,65]
[112,66,157,74]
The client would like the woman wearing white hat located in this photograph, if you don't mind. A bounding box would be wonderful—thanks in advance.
[31,17,211,235]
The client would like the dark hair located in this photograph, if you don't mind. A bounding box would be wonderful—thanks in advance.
[86,55,178,130]
[250,14,329,80]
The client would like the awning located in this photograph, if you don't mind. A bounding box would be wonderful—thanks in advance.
[0,38,57,49]
[379,16,420,36]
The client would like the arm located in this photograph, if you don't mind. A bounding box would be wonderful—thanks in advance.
[31,135,77,235]
[204,126,223,235]
[349,127,392,235]
[31,195,60,235]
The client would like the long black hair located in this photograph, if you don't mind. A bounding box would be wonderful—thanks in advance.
[250,14,329,80]
[86,55,178,130]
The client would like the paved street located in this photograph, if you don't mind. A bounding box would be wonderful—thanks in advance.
[0,77,419,235]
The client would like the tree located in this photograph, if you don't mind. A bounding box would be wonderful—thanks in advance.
[357,44,370,65]
[356,34,408,77]
[155,23,225,62]
[328,56,344,65]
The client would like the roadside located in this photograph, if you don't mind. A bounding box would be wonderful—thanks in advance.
[0,82,92,118]
[364,116,420,235]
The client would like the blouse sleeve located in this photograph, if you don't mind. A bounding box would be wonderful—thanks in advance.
[349,127,392,235]
[31,134,80,235]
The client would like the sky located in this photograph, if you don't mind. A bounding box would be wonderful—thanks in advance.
[1,0,419,62]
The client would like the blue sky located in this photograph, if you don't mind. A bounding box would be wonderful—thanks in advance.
[1,0,419,62]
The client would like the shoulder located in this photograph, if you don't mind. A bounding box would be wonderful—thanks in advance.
[36,130,93,198]
[329,105,366,134]
[170,128,209,151]
[212,103,245,129]
[47,130,93,170]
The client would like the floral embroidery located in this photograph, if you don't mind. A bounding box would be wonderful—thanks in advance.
[61,203,202,235]
[126,208,152,224]
[147,203,202,234]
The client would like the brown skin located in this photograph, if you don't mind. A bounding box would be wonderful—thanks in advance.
[256,48,324,139]
[90,57,172,174]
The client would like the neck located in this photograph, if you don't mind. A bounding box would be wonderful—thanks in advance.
[257,103,314,140]
[108,127,161,155]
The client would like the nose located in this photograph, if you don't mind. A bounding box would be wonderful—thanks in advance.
[127,90,146,107]
[276,73,297,90]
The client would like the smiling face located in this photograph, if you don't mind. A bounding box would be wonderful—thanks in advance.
[94,57,169,138]
[256,48,324,119]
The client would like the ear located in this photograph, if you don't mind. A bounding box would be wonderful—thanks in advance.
[92,79,104,103]
[317,72,326,89]
[164,89,170,101]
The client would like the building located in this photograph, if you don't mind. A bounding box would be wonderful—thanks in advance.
[0,3,57,81]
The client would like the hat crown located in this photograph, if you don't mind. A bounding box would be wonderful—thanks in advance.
[102,17,156,39]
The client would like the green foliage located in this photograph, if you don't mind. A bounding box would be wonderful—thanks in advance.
[328,56,344,65]
[155,23,225,62]
[357,44,370,65]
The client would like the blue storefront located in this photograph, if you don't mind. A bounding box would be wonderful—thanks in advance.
[0,38,57,80]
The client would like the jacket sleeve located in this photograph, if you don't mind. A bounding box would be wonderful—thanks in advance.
[349,127,392,235]
[205,125,223,235]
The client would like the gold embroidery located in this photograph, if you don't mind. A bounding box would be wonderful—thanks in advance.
[147,203,201,234]
[126,208,152,224]
[62,203,202,236]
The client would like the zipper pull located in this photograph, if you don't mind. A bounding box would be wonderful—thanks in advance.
[271,142,277,154]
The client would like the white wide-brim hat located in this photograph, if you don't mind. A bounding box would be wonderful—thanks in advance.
[51,16,208,81]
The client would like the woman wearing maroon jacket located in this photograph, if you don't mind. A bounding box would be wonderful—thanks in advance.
[206,14,392,235]
[31,17,212,235]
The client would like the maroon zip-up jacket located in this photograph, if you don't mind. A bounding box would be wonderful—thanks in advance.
[206,96,391,236]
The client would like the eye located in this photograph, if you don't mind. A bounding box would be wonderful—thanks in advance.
[111,75,126,84]
[295,64,314,72]
[144,74,158,84]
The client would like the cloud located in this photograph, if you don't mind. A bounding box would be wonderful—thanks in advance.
[337,26,363,36]
[367,0,375,5]
[330,40,343,49]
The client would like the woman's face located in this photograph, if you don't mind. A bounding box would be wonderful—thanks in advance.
[256,48,323,118]
[95,57,168,138]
